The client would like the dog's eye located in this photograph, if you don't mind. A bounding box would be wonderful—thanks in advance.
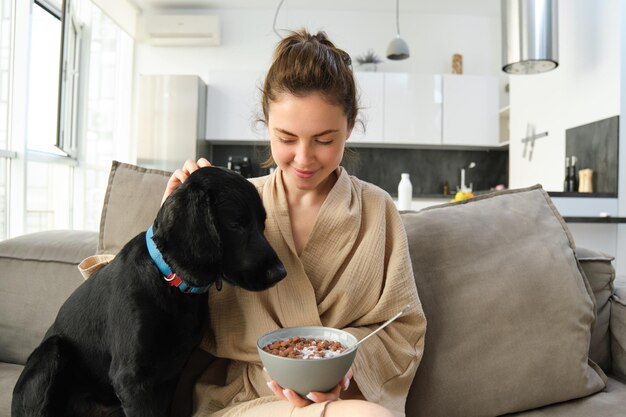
[228,222,245,231]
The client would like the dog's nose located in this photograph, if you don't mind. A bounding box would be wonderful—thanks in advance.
[266,264,286,284]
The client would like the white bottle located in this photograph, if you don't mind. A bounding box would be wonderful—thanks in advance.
[398,173,413,210]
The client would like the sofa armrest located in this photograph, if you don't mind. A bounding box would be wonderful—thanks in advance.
[0,230,98,365]
[611,285,626,381]
[576,247,615,373]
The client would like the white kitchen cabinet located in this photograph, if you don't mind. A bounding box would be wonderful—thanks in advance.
[205,70,266,140]
[442,74,499,146]
[202,71,499,148]
[383,73,443,145]
[136,75,207,172]
[351,72,384,143]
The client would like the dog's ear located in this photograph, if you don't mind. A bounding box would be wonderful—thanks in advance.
[152,176,222,281]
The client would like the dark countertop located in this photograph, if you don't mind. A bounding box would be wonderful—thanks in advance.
[393,190,496,199]
[563,216,626,224]
[404,191,618,199]
[390,194,451,199]
[413,194,453,199]
[548,191,618,198]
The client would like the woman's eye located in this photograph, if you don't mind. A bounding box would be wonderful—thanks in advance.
[277,137,295,143]
[316,138,334,145]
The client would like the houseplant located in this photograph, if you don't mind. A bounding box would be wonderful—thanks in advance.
[355,49,383,71]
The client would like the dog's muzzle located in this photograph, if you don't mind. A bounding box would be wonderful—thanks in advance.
[266,264,287,284]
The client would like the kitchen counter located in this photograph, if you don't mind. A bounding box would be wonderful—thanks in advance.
[390,194,451,200]
[548,191,618,198]
[392,190,499,210]
[394,191,623,219]
[393,197,450,211]
[562,216,626,223]
[549,195,619,218]
[391,189,495,200]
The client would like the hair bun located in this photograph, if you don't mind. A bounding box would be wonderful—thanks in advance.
[339,51,352,66]
[262,28,359,131]
[314,32,338,50]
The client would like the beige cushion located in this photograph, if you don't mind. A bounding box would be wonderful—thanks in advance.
[401,185,606,417]
[576,247,615,373]
[509,377,626,417]
[0,230,98,364]
[0,362,24,416]
[98,161,171,254]
[611,285,626,382]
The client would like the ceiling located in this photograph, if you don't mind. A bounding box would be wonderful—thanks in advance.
[128,0,500,16]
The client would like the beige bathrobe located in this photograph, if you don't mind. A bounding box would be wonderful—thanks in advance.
[192,167,426,417]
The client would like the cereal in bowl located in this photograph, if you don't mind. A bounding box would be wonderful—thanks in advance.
[262,336,348,359]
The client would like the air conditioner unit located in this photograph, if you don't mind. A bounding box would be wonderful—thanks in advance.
[144,14,221,46]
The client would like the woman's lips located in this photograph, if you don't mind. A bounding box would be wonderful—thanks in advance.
[294,168,316,179]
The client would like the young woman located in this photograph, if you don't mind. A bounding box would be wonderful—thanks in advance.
[165,30,426,417]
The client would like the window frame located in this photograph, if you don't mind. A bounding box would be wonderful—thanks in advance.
[32,0,81,160]
[56,0,81,158]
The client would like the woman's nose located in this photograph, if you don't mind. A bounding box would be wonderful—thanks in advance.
[294,142,313,164]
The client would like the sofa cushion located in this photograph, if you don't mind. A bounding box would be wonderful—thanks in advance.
[575,247,615,373]
[0,362,24,416]
[0,230,98,365]
[401,185,606,417]
[611,285,626,382]
[507,376,626,417]
[98,161,171,254]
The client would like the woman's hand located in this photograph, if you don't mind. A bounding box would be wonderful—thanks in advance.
[161,158,211,205]
[266,368,352,407]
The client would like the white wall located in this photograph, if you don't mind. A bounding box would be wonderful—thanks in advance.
[509,0,623,278]
[508,0,620,190]
[131,4,625,277]
[133,8,502,99]
[131,8,503,161]
[92,0,139,37]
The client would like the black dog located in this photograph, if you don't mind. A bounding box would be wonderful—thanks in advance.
[12,167,286,417]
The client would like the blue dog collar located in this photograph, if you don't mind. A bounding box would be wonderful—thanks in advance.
[145,225,212,294]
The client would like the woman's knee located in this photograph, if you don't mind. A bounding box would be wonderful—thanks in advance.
[324,399,394,417]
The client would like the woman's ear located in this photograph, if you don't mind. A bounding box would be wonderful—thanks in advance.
[346,121,355,141]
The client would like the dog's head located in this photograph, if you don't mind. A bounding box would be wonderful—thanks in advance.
[151,167,286,292]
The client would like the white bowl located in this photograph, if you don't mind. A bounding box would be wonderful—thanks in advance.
[257,326,358,397]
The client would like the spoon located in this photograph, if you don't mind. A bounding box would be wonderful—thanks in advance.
[347,303,412,351]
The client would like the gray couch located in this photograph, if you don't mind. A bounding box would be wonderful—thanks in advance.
[1,161,625,417]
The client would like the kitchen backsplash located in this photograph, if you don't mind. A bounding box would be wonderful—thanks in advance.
[565,115,619,195]
[206,142,508,197]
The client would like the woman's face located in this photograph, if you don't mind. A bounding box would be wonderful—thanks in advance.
[268,92,352,193]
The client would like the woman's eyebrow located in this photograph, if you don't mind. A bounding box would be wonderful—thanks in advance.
[274,128,339,137]
[274,128,297,136]
[313,129,339,137]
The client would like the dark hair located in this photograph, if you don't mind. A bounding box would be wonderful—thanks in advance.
[259,30,360,168]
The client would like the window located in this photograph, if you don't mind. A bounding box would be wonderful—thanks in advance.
[0,158,7,239]
[26,2,63,155]
[78,2,133,231]
[0,0,14,240]
[2,0,133,239]
[57,0,81,157]
[24,0,74,232]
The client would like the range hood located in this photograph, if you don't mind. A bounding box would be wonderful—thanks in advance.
[501,0,559,75]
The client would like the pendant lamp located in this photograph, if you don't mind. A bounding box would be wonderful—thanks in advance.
[387,0,409,60]
[501,0,559,74]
